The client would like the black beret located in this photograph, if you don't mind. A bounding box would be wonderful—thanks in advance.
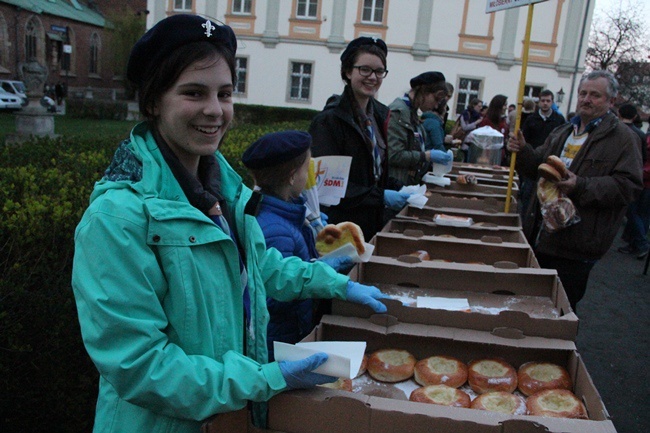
[242,131,311,169]
[410,71,446,88]
[127,14,237,86]
[340,36,388,63]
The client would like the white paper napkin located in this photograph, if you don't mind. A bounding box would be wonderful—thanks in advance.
[273,341,367,379]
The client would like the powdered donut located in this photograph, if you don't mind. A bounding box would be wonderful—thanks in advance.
[367,349,416,383]
[517,362,572,397]
[467,358,517,394]
[318,378,352,392]
[413,355,467,388]
[526,389,588,419]
[409,385,470,408]
[470,391,527,415]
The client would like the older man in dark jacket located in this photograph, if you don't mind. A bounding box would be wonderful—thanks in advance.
[508,70,643,311]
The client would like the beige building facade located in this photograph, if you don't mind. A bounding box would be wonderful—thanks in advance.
[147,0,595,116]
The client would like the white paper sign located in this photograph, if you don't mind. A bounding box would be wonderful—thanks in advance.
[486,0,548,13]
[312,156,352,206]
[273,341,367,379]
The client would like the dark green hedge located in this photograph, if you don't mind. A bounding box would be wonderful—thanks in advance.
[0,118,310,431]
[66,99,130,120]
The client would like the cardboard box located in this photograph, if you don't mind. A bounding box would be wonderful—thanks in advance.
[425,192,518,214]
[450,161,518,179]
[425,181,517,201]
[370,232,539,268]
[443,172,516,187]
[339,256,578,340]
[397,205,522,228]
[382,219,528,244]
[268,315,614,433]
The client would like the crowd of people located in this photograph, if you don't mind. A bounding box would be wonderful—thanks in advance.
[70,14,648,433]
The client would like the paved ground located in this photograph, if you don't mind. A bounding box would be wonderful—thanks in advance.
[575,226,649,433]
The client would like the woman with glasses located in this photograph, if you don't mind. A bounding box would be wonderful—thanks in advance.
[310,37,407,239]
[387,72,452,186]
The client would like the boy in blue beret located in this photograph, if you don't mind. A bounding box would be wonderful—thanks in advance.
[243,131,354,360]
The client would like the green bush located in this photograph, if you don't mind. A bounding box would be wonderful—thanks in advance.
[66,99,129,120]
[0,118,311,432]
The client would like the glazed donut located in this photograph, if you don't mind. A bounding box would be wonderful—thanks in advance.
[467,358,517,394]
[315,222,365,256]
[367,349,416,383]
[355,354,368,379]
[546,155,567,178]
[470,391,527,415]
[413,356,467,388]
[538,163,562,183]
[517,362,572,397]
[408,250,430,261]
[526,389,588,419]
[409,385,470,408]
[318,378,352,392]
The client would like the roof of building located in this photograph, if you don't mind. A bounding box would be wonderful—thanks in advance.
[2,0,107,27]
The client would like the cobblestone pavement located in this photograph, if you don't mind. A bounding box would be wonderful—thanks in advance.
[575,226,649,433]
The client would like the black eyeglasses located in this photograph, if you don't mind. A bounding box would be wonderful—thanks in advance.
[352,65,388,78]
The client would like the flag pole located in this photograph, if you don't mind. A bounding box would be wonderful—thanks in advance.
[505,3,535,214]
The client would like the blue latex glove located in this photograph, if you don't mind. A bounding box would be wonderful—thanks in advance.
[320,212,328,225]
[278,352,337,389]
[384,190,411,211]
[345,281,389,313]
[319,256,355,273]
[429,149,452,165]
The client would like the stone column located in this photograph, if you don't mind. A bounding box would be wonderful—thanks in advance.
[261,0,281,48]
[556,0,587,75]
[411,0,434,61]
[495,7,520,70]
[326,0,347,53]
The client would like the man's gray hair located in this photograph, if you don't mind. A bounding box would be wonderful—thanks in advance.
[579,70,619,98]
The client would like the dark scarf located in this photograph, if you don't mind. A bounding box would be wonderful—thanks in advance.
[152,125,225,214]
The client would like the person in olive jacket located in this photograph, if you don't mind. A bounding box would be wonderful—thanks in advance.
[71,15,388,433]
[309,37,408,239]
[508,70,642,311]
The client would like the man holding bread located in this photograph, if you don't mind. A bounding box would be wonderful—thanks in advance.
[507,70,642,311]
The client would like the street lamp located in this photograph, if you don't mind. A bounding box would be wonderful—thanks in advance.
[556,88,565,104]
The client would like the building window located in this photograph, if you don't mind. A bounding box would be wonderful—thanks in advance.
[174,0,193,11]
[289,61,312,102]
[0,14,7,69]
[89,33,100,74]
[296,0,318,19]
[456,77,482,114]
[25,19,38,61]
[235,57,247,95]
[232,0,252,14]
[524,85,543,101]
[362,0,384,24]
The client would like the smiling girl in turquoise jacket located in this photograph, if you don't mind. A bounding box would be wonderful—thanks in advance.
[71,15,387,433]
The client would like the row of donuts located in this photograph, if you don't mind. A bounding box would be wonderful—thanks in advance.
[339,349,587,419]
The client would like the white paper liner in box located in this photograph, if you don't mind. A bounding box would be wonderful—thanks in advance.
[273,341,366,379]
[416,296,471,311]
[433,214,474,227]
[317,242,375,263]
[423,173,451,187]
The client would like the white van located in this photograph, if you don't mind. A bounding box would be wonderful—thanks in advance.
[0,80,28,106]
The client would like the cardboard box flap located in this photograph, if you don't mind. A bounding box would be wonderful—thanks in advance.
[371,233,537,268]
[320,315,576,351]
